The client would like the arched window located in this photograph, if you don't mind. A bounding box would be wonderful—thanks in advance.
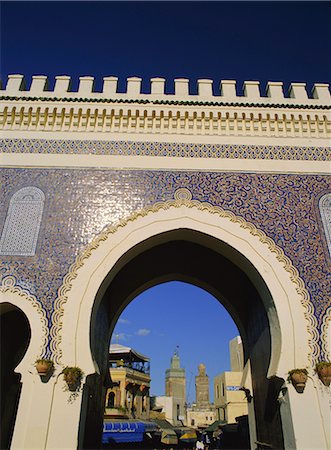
[319,193,331,258]
[0,187,45,256]
[107,391,115,408]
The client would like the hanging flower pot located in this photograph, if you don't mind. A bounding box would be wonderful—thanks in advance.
[287,369,308,393]
[35,359,54,376]
[315,362,331,387]
[62,366,84,392]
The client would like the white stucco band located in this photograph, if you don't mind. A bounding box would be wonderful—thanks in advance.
[58,201,313,381]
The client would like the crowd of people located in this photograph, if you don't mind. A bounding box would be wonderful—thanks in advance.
[194,430,222,450]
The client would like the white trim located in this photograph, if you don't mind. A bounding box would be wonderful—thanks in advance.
[1,153,330,175]
[1,129,331,147]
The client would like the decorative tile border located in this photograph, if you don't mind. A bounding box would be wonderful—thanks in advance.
[1,139,330,161]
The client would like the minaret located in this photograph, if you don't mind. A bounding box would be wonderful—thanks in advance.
[165,348,186,402]
[195,363,210,409]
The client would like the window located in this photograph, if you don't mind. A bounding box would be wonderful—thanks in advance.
[0,186,45,256]
[107,392,115,408]
[0,187,45,256]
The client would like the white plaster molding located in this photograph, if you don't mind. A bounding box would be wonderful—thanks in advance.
[1,100,329,139]
[1,151,330,175]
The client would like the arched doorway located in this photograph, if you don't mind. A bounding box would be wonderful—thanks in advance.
[57,203,312,450]
[80,230,287,449]
[0,303,31,449]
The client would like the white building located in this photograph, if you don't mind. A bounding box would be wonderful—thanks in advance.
[214,336,248,424]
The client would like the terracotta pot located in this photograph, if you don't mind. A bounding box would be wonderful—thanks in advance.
[317,366,331,387]
[290,371,307,393]
[63,371,81,391]
[36,360,53,376]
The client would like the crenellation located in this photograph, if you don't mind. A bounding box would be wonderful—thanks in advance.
[174,78,189,96]
[266,81,284,100]
[54,75,71,94]
[1,75,330,107]
[78,76,95,95]
[103,76,118,95]
[127,77,142,96]
[6,74,25,93]
[312,83,331,102]
[243,81,261,99]
[289,82,308,101]
[151,77,165,95]
[197,79,213,97]
[220,80,237,99]
[30,75,48,93]
[0,74,330,137]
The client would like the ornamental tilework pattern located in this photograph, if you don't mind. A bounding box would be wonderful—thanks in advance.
[0,167,330,357]
[1,138,331,161]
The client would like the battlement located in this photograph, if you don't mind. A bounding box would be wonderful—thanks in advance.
[1,74,330,106]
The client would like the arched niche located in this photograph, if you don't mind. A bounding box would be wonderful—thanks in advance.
[0,186,45,256]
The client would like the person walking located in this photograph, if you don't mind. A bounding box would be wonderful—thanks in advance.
[195,435,205,450]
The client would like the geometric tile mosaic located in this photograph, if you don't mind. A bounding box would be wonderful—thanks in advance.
[0,166,330,357]
[1,138,331,161]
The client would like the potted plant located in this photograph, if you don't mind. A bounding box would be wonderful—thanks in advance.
[287,368,308,393]
[315,361,331,387]
[35,358,54,376]
[62,366,84,391]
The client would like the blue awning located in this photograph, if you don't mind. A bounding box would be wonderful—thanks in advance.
[102,421,157,444]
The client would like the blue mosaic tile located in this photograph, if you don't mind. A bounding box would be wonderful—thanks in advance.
[0,167,330,354]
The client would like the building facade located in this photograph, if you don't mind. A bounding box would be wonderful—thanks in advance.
[165,351,186,401]
[214,336,248,424]
[229,336,244,373]
[195,363,210,409]
[186,364,216,429]
[164,350,186,424]
[214,371,248,424]
[0,74,330,450]
[104,344,150,420]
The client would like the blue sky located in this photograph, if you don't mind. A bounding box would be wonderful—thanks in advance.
[111,281,239,403]
[1,2,330,93]
[1,1,330,403]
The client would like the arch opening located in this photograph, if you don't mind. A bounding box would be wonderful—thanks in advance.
[0,303,31,449]
[80,229,286,449]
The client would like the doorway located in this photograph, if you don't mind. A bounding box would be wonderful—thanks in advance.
[0,303,31,449]
[80,229,285,449]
